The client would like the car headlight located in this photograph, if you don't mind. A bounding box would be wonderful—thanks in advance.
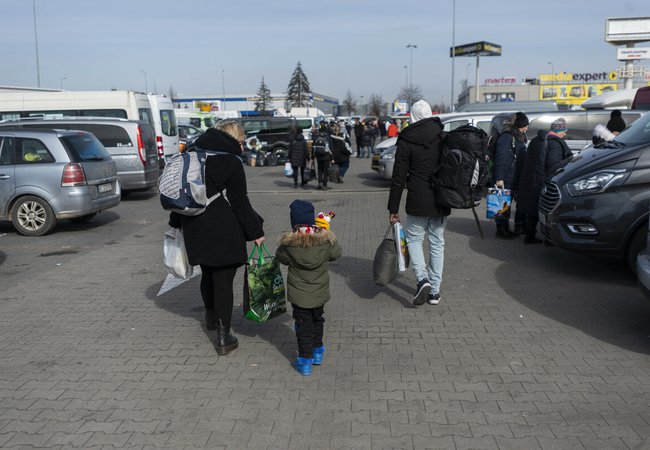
[565,169,628,196]
[381,151,395,160]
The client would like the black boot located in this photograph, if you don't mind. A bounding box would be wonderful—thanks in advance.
[504,222,519,238]
[205,309,217,331]
[495,223,515,239]
[215,319,238,355]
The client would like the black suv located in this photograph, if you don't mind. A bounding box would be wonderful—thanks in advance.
[539,111,650,271]
[226,117,296,166]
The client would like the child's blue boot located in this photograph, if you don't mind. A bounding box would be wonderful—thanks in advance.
[293,357,313,376]
[312,346,325,365]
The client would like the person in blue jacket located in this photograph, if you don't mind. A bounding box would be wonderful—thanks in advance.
[492,112,528,239]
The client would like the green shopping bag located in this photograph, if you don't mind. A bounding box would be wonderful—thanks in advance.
[243,243,287,322]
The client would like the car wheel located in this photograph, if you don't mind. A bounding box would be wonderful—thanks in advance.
[11,195,57,236]
[69,213,97,224]
[627,223,648,273]
[266,153,278,167]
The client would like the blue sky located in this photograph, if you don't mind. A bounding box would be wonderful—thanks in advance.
[1,0,648,106]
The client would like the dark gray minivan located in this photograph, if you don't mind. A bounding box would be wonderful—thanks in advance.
[0,118,159,194]
[539,111,650,271]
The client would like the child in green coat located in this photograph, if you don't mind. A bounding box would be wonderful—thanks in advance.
[276,200,342,376]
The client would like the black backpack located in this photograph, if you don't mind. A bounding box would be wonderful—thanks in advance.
[313,136,329,156]
[433,125,489,237]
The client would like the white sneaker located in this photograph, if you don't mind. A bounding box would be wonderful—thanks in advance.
[427,293,441,305]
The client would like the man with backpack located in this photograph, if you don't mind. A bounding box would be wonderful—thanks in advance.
[388,100,450,306]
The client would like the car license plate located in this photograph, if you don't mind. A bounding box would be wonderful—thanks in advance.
[97,183,112,194]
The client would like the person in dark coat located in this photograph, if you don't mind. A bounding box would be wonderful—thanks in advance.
[606,109,626,136]
[514,117,572,244]
[492,112,528,239]
[169,120,265,355]
[312,129,333,190]
[287,130,309,188]
[388,100,450,307]
[353,119,363,157]
[329,123,351,182]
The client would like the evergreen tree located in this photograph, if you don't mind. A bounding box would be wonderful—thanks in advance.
[254,77,272,114]
[286,61,311,107]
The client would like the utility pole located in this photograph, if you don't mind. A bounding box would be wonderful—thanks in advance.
[450,0,456,111]
[33,0,41,87]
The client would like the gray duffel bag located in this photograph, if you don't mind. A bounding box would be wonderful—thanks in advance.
[373,225,398,286]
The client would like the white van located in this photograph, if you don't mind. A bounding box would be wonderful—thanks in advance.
[0,90,153,123]
[174,109,217,131]
[147,94,180,160]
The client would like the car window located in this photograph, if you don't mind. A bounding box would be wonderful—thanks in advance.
[15,138,55,164]
[138,123,157,151]
[297,119,312,130]
[160,110,177,136]
[59,133,111,162]
[188,118,200,128]
[563,115,588,140]
[243,120,262,135]
[475,121,491,134]
[203,117,216,128]
[78,109,127,119]
[138,108,153,125]
[21,123,133,148]
[443,120,469,131]
[616,113,650,146]
[0,137,15,165]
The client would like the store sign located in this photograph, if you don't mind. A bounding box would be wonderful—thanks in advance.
[539,71,617,83]
[450,41,502,57]
[484,77,517,85]
[539,83,617,105]
[393,100,408,115]
[618,48,650,60]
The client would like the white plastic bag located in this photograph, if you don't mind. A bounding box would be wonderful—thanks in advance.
[393,222,409,272]
[163,228,195,280]
[284,162,293,177]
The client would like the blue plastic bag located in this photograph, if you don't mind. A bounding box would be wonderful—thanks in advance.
[486,188,512,219]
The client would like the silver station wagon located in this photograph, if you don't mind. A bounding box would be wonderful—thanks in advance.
[0,128,120,235]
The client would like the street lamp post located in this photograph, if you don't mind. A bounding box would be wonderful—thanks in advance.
[59,77,67,90]
[222,69,226,111]
[140,70,148,93]
[547,61,554,84]
[403,65,408,87]
[32,0,41,87]
[406,44,417,95]
[360,95,364,115]
[450,0,456,111]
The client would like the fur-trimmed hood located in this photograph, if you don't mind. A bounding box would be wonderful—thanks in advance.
[279,228,337,248]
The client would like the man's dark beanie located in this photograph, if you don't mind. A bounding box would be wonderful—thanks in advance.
[607,116,626,133]
[513,112,529,128]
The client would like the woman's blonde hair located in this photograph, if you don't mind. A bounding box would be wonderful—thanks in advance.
[214,120,245,143]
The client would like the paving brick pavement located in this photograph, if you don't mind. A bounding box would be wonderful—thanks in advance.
[1,156,650,449]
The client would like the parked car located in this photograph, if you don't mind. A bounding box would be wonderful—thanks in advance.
[636,204,650,300]
[525,110,644,153]
[0,128,120,236]
[222,117,296,166]
[373,113,497,180]
[0,118,159,194]
[539,111,650,271]
[178,125,203,152]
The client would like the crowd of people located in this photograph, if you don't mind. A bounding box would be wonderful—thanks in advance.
[167,104,628,376]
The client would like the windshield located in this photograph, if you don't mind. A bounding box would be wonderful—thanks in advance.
[614,113,650,146]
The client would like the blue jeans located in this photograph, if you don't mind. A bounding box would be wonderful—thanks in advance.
[405,214,447,294]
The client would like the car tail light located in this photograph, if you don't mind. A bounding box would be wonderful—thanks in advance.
[61,163,87,186]
[136,126,147,166]
[156,136,164,157]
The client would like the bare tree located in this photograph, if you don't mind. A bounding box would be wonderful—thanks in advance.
[342,90,356,116]
[397,85,423,109]
[368,94,385,117]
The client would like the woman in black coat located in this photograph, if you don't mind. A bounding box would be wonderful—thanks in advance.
[169,121,265,355]
[329,124,351,182]
[287,130,309,188]
[515,120,571,244]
